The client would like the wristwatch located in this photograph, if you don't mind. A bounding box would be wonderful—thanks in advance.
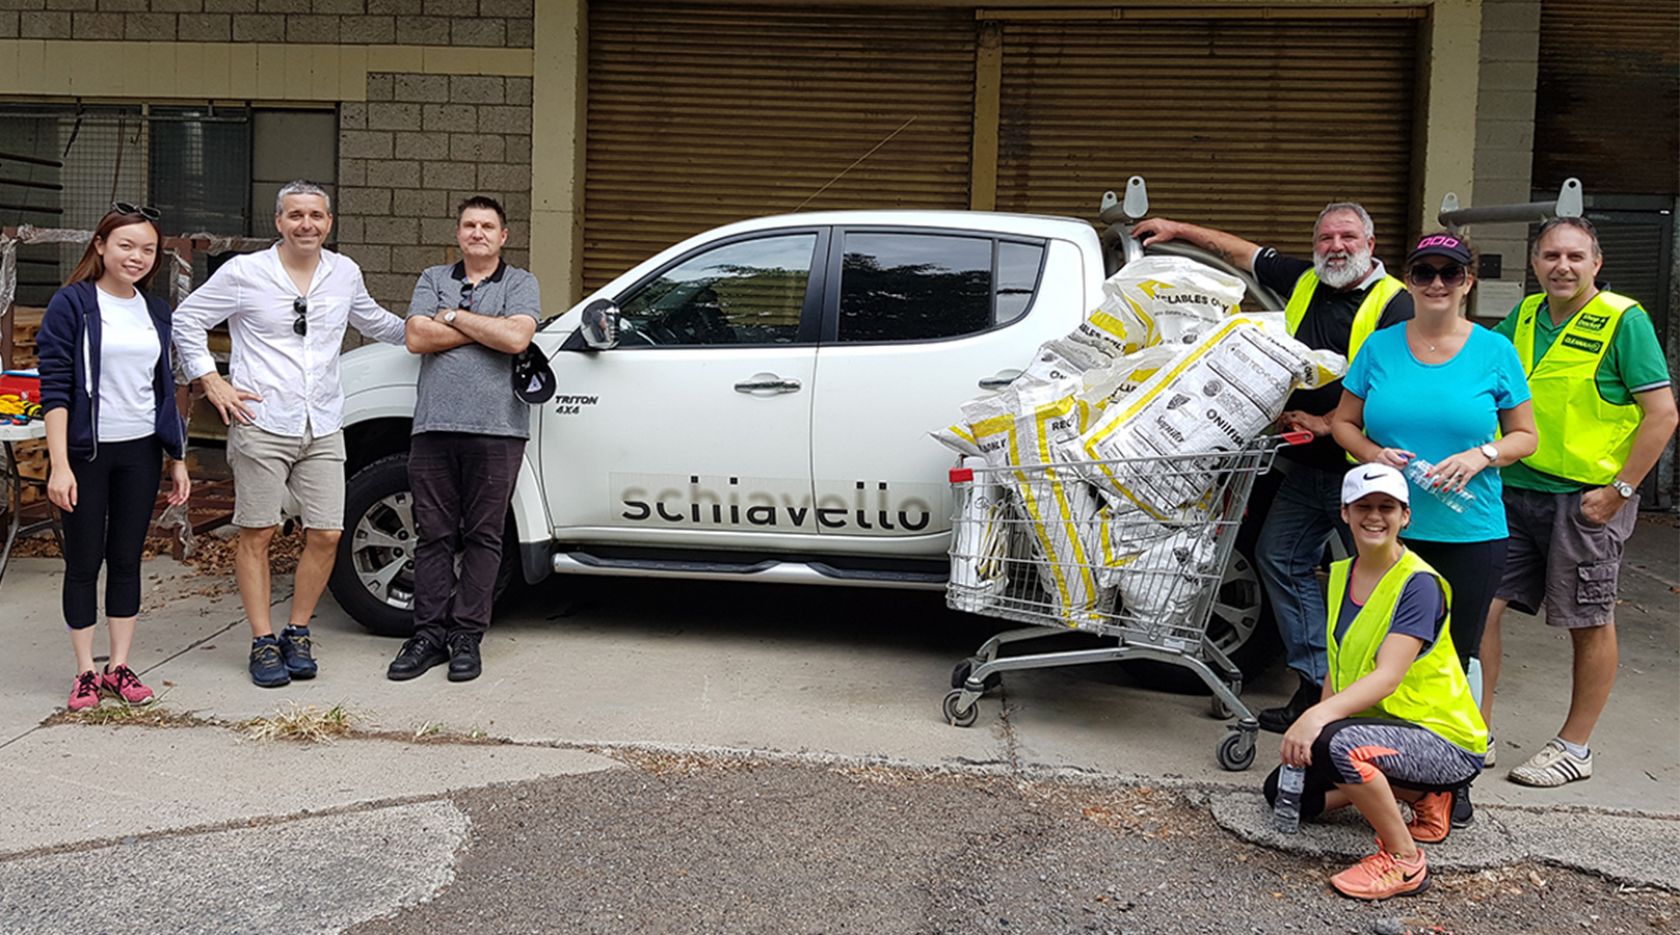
[1611,478,1635,499]
[1479,443,1499,463]
[442,310,458,325]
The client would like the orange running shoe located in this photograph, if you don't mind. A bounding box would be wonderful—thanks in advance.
[1330,843,1430,900]
[1405,791,1452,844]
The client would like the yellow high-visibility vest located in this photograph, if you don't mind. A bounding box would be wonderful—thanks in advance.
[1284,270,1405,462]
[1282,270,1406,365]
[1326,549,1487,755]
[1511,291,1642,486]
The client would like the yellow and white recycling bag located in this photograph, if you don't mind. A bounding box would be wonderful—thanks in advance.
[1073,317,1344,517]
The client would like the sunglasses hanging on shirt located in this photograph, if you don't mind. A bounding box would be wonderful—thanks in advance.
[459,280,476,310]
[293,296,308,336]
[1406,262,1468,288]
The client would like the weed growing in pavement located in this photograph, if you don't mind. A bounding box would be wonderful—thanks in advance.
[407,721,496,744]
[239,702,357,744]
[44,694,209,729]
[606,747,762,777]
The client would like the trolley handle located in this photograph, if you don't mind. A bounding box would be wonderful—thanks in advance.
[1278,430,1314,446]
[949,467,975,483]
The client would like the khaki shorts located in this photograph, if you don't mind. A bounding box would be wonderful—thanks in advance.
[227,422,347,530]
[1496,486,1639,629]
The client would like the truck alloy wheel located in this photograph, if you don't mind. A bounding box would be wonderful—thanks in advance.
[348,490,420,613]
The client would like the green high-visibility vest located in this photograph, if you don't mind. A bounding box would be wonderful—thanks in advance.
[1282,269,1406,365]
[1511,291,1642,486]
[1325,549,1487,756]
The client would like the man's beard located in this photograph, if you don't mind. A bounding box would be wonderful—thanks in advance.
[1315,247,1374,290]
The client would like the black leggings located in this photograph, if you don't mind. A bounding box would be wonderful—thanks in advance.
[60,437,162,629]
[1403,537,1508,664]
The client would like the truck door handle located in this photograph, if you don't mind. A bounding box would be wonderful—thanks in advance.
[734,372,802,394]
[978,369,1022,390]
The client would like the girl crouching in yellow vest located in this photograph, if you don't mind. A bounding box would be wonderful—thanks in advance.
[1264,463,1488,900]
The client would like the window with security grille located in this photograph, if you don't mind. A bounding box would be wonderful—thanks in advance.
[0,104,332,307]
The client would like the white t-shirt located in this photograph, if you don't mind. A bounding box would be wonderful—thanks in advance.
[95,285,161,443]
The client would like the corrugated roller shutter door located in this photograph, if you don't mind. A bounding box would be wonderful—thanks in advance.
[1534,0,1680,197]
[995,17,1420,264]
[584,2,977,292]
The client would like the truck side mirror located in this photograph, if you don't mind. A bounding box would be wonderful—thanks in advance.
[580,299,621,350]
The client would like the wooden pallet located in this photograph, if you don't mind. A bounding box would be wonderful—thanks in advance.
[10,438,47,505]
[8,306,42,369]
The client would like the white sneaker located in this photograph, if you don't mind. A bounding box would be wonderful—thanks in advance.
[1483,730,1495,769]
[1508,739,1592,787]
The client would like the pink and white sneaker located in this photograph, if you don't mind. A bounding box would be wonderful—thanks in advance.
[68,670,101,712]
[101,664,155,705]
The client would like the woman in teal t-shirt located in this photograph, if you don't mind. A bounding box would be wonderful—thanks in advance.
[1331,232,1538,678]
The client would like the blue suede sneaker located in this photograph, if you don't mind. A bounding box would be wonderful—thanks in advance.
[279,626,318,679]
[250,635,291,688]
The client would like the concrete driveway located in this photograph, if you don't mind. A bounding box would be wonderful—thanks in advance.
[0,514,1675,893]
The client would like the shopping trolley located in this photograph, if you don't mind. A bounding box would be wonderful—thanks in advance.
[939,431,1310,771]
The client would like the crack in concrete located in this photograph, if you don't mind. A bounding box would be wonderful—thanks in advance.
[997,685,1023,776]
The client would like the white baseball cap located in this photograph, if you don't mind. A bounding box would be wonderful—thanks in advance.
[1342,463,1410,506]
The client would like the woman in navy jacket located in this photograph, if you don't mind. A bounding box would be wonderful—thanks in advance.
[37,206,190,712]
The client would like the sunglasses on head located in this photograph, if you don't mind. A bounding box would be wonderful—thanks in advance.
[112,202,161,222]
[1407,262,1468,287]
[292,297,308,336]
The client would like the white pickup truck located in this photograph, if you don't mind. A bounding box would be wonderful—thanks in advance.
[327,186,1286,681]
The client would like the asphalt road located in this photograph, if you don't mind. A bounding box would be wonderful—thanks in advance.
[351,758,1679,935]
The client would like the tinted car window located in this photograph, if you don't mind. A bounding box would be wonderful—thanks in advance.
[838,233,992,343]
[997,240,1046,325]
[837,233,1047,342]
[618,234,816,346]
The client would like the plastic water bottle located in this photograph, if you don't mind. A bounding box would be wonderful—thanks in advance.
[1273,764,1305,833]
[1402,458,1476,514]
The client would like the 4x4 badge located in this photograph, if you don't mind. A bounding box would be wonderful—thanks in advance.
[553,394,599,415]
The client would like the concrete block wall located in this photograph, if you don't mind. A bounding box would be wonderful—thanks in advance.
[337,71,533,312]
[0,0,533,48]
[1470,0,1540,319]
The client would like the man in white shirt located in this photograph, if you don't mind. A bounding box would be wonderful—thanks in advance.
[174,179,406,688]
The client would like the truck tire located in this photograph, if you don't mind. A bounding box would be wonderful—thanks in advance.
[328,452,517,638]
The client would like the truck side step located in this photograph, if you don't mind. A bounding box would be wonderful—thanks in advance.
[551,551,946,590]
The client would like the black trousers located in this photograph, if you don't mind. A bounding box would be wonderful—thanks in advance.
[1403,537,1509,664]
[409,432,524,643]
[61,437,163,629]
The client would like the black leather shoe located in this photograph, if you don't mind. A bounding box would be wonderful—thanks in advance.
[387,636,447,681]
[447,634,482,682]
[1258,676,1321,734]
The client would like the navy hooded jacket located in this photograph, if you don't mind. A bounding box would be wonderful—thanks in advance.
[36,279,188,461]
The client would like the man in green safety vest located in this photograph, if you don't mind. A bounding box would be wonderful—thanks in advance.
[1482,217,1677,788]
[1135,204,1413,734]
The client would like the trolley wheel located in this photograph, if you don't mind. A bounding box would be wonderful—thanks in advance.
[950,657,1003,692]
[1209,696,1234,721]
[942,690,979,728]
[1216,730,1257,771]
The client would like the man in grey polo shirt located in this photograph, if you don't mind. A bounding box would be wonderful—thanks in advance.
[386,195,540,683]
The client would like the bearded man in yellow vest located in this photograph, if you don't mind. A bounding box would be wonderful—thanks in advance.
[1135,204,1412,733]
[1482,218,1677,788]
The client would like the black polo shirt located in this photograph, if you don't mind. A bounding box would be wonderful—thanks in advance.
[1253,248,1414,468]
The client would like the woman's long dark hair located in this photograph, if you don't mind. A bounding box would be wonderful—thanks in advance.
[64,210,164,293]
